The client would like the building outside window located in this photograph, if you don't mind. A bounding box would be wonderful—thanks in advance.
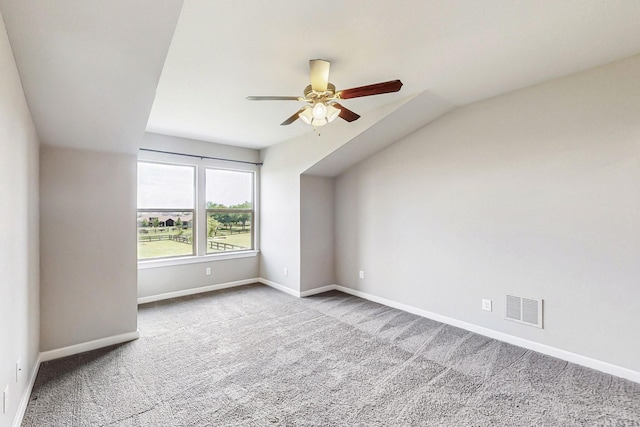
[137,162,195,260]
[137,159,256,261]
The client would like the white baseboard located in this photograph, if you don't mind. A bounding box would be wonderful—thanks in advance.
[137,278,259,304]
[300,285,337,297]
[40,330,140,363]
[258,278,336,298]
[265,280,640,384]
[258,277,301,297]
[315,284,639,384]
[13,330,140,426]
[12,353,41,427]
[140,276,321,300]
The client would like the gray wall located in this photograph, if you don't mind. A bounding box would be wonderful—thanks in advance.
[40,146,138,351]
[259,140,304,290]
[137,133,260,299]
[300,175,335,292]
[335,55,640,372]
[0,10,39,426]
[260,99,412,292]
[139,256,259,298]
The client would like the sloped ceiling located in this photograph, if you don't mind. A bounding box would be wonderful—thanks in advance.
[2,1,640,153]
[304,91,454,177]
[0,0,183,153]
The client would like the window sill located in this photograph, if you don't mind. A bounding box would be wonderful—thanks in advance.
[137,250,259,270]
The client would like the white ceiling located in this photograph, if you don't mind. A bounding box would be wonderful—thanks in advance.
[0,0,183,153]
[147,0,640,149]
[2,1,640,153]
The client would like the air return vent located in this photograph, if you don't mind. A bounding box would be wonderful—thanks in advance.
[505,295,543,328]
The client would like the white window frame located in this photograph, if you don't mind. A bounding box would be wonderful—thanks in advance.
[137,151,259,269]
[205,167,255,255]
[137,161,196,261]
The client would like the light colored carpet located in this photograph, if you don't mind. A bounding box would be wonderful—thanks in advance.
[23,284,640,426]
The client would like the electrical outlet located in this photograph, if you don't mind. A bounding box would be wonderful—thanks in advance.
[205,267,211,276]
[359,270,365,279]
[482,299,492,312]
[283,267,288,276]
[2,385,7,415]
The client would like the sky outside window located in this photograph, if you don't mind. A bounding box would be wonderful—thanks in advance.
[206,169,253,207]
[138,162,195,209]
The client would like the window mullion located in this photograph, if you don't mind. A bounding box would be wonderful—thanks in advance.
[196,162,207,256]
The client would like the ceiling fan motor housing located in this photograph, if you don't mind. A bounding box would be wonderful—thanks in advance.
[303,83,336,100]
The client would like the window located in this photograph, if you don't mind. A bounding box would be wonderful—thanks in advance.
[137,157,257,262]
[137,162,195,260]
[206,169,254,254]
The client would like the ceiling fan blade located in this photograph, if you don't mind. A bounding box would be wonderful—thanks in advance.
[280,108,305,126]
[246,96,301,101]
[333,103,360,122]
[338,79,403,99]
[309,59,330,92]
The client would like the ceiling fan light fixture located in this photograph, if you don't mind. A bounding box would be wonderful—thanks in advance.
[298,106,313,124]
[312,102,328,120]
[326,104,340,123]
[311,117,328,127]
[299,103,333,127]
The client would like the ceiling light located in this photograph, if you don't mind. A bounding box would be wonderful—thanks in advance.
[298,101,341,128]
[326,104,340,123]
[312,102,327,120]
[298,106,313,124]
[312,117,328,127]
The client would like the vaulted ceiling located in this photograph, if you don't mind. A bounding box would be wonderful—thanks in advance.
[2,1,640,153]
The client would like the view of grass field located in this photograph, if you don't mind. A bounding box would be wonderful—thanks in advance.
[207,228,252,254]
[137,224,252,259]
[137,224,194,259]
[137,165,255,260]
[138,239,194,259]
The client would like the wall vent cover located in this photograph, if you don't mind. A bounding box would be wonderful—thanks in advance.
[505,295,543,328]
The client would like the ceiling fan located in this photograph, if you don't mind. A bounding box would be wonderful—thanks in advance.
[246,59,403,128]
